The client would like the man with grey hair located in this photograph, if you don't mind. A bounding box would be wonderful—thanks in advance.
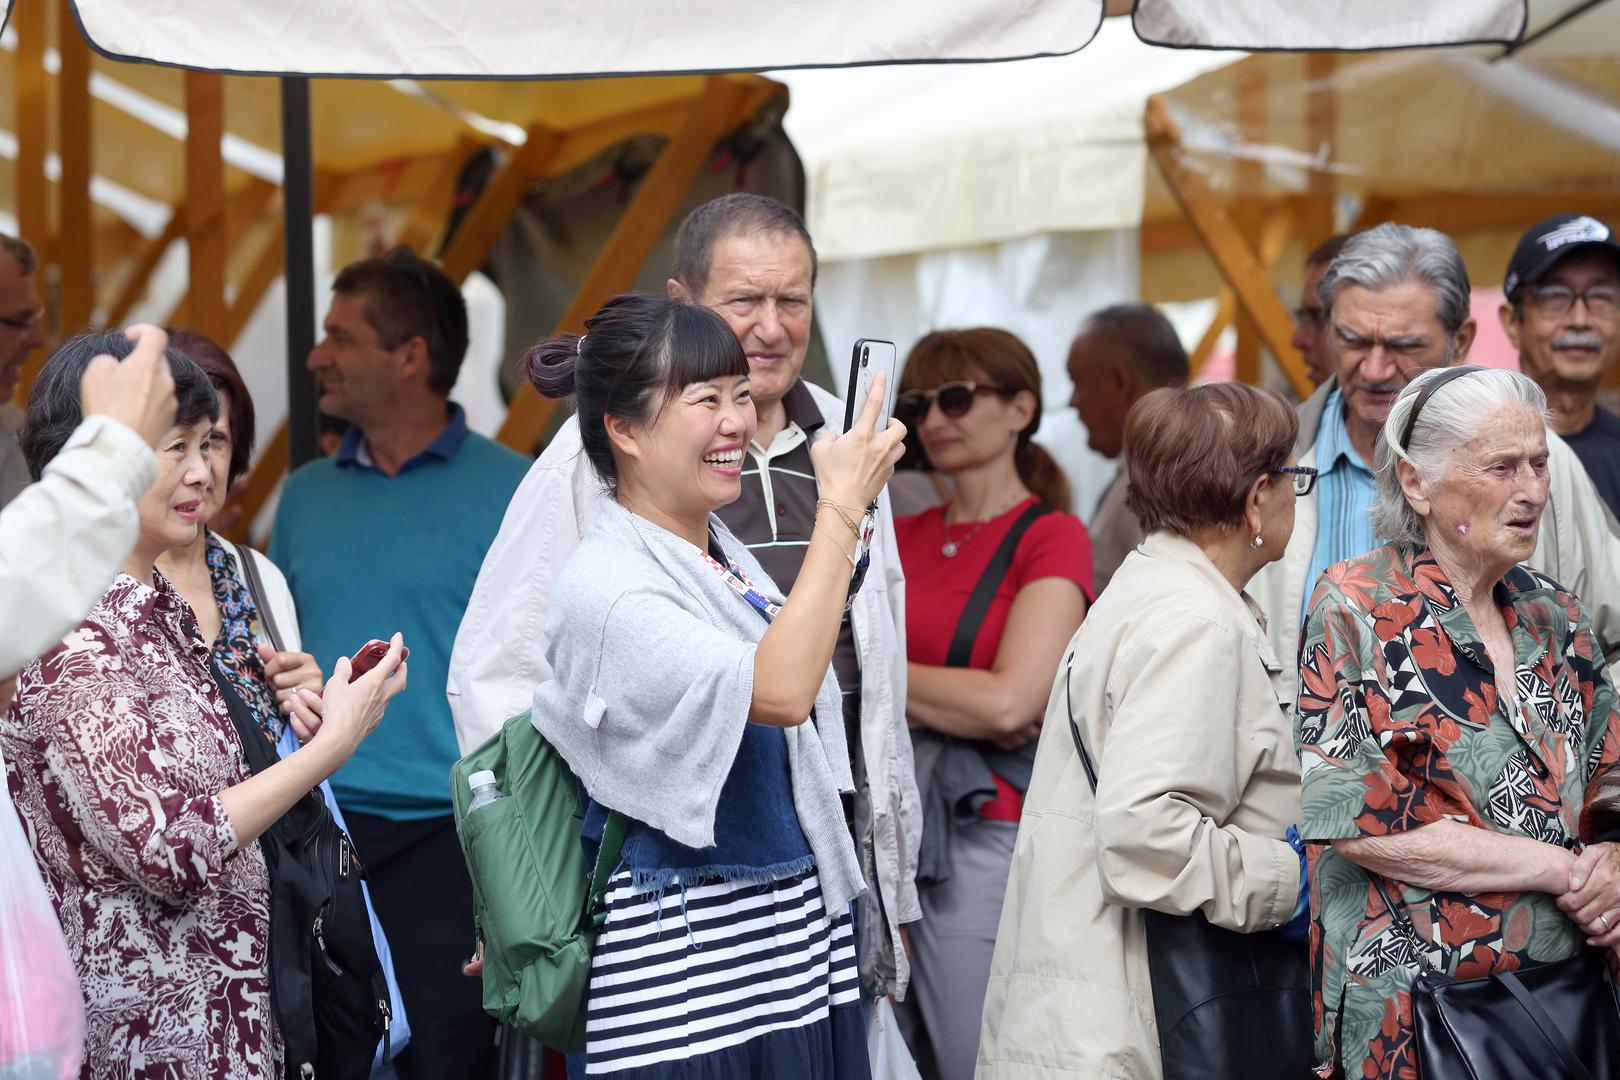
[1251,222,1620,698]
[449,193,922,1005]
[1065,302,1189,592]
[0,234,48,506]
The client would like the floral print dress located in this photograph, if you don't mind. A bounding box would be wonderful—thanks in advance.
[1296,544,1620,1079]
[0,571,279,1079]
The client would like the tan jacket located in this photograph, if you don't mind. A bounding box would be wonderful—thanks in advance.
[1250,379,1620,704]
[977,532,1301,1080]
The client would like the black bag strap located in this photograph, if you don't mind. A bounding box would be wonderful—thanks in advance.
[233,539,288,654]
[1370,876,1592,1079]
[1061,650,1099,794]
[945,502,1055,668]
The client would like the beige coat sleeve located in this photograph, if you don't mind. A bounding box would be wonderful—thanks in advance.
[1091,611,1296,933]
[1537,430,1620,663]
[0,417,153,677]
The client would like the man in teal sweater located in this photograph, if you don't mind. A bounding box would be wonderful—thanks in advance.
[269,247,528,1079]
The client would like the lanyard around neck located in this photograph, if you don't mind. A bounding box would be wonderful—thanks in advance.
[697,544,781,623]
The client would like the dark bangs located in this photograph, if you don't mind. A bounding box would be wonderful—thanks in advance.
[657,301,750,399]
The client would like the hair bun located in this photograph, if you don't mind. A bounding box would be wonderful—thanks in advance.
[526,332,583,398]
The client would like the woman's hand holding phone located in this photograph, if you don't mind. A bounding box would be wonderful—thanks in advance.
[287,633,408,765]
[259,644,325,714]
[811,372,907,511]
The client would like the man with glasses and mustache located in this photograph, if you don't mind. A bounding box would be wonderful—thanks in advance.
[0,234,49,506]
[1499,213,1620,518]
[1250,222,1620,703]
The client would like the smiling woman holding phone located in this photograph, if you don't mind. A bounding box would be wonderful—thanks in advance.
[1,329,407,1080]
[523,293,904,1077]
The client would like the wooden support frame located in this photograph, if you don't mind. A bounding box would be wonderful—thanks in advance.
[495,76,753,452]
[1146,95,1312,399]
[1302,53,1338,248]
[1231,70,1267,386]
[106,210,186,326]
[56,0,95,336]
[13,0,50,403]
[398,136,481,257]
[184,71,229,342]
[440,126,565,284]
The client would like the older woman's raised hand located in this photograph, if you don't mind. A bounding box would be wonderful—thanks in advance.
[286,633,408,766]
[809,373,907,511]
[1558,842,1620,946]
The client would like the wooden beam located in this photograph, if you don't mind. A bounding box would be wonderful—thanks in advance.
[1370,192,1620,236]
[56,0,95,336]
[440,126,565,285]
[1303,53,1338,247]
[162,180,282,328]
[1145,95,1312,400]
[496,77,751,452]
[397,137,480,257]
[1191,290,1236,378]
[106,209,185,326]
[13,0,50,403]
[1232,70,1267,387]
[219,421,288,545]
[222,221,285,348]
[184,71,228,341]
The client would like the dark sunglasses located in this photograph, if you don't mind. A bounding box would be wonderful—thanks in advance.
[894,381,1013,424]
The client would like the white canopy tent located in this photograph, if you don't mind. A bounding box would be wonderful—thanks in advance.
[773,20,1240,517]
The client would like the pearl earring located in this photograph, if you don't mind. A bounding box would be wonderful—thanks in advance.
[1252,535,1264,549]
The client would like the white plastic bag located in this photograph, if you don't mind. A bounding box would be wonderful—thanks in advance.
[868,998,924,1080]
[0,789,83,1079]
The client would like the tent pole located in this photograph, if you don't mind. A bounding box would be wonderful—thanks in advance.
[281,76,319,470]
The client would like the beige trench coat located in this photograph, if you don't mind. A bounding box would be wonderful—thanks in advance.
[977,531,1302,1079]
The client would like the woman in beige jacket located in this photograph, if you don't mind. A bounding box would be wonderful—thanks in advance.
[977,383,1312,1079]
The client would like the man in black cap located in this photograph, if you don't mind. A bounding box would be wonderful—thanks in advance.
[1500,213,1620,516]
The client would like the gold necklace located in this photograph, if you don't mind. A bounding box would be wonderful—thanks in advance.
[941,492,1027,557]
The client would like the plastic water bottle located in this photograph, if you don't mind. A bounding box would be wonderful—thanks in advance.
[467,770,505,813]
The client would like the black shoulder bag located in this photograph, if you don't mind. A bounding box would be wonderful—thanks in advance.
[1371,876,1620,1080]
[1063,652,1313,1080]
[211,664,391,1079]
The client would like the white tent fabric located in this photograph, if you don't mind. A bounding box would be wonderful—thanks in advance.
[62,0,1536,78]
[775,21,1238,519]
[67,0,1105,77]
[1134,0,1524,50]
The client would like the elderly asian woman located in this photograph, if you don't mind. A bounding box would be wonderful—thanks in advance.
[978,383,1314,1079]
[2,330,406,1078]
[1297,366,1620,1079]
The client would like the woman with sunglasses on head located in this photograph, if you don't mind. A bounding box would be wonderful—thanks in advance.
[887,328,1093,1080]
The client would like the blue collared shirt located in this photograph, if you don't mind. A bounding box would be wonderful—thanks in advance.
[335,403,471,475]
[1303,387,1379,623]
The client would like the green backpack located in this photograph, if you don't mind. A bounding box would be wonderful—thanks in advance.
[450,709,627,1052]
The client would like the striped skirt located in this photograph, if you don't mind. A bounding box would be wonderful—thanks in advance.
[584,866,869,1077]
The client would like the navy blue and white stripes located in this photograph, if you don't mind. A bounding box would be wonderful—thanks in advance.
[584,868,861,1074]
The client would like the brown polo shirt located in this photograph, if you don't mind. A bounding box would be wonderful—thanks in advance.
[715,380,862,736]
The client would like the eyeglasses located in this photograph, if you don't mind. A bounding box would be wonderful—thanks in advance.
[894,381,1012,425]
[1291,305,1328,329]
[1272,465,1319,496]
[0,307,45,332]
[1526,284,1620,318]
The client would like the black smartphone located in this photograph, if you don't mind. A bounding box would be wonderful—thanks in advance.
[843,338,899,434]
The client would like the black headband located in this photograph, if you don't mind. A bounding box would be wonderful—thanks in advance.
[1399,365,1485,451]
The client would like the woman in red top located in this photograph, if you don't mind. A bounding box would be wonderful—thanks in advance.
[890,328,1092,1080]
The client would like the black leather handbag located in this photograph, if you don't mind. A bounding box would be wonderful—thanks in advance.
[1372,878,1620,1080]
[1064,653,1314,1080]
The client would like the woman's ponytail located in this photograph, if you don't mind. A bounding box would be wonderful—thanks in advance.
[526,332,583,399]
[1016,438,1071,514]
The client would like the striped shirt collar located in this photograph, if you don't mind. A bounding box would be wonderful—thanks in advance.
[1316,386,1372,477]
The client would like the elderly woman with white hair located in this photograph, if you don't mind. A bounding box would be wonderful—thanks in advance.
[1296,366,1620,1080]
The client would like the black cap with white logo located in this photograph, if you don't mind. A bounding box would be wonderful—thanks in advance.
[1504,213,1620,302]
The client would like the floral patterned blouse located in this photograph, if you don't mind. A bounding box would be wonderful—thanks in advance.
[0,571,280,1079]
[1296,544,1620,1079]
[205,530,284,741]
